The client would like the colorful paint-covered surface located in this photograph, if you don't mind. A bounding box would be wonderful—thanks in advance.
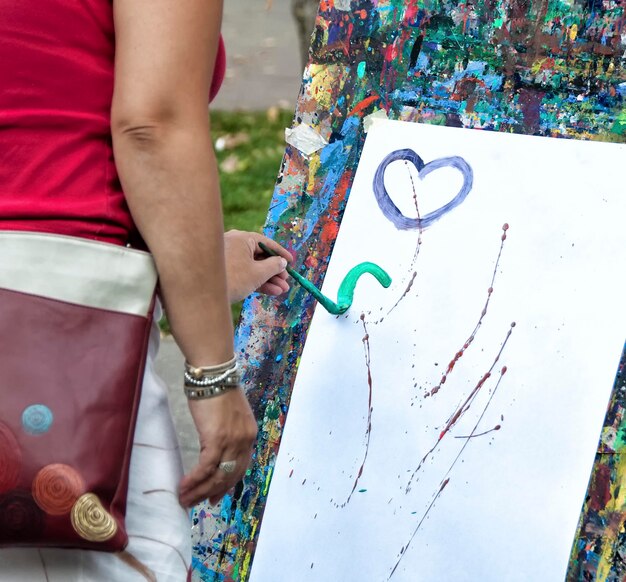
[192,0,625,580]
[570,344,626,582]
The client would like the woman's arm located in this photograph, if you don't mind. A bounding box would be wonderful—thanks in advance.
[111,0,255,506]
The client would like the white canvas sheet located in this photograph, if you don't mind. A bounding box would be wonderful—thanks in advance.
[250,121,626,582]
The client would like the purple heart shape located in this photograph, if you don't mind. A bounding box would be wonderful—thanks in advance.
[373,148,473,230]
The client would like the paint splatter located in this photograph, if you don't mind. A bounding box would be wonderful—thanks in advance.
[340,314,374,507]
[566,342,626,580]
[454,424,501,439]
[381,153,471,322]
[392,334,513,579]
[388,478,451,580]
[406,323,515,494]
[427,223,509,398]
[379,159,424,321]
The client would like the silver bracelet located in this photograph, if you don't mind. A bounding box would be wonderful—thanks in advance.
[184,382,240,400]
[184,363,241,387]
[184,364,238,386]
[182,355,242,400]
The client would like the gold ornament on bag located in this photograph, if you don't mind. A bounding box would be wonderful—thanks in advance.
[70,493,117,542]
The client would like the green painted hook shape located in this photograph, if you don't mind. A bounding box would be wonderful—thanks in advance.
[258,242,392,315]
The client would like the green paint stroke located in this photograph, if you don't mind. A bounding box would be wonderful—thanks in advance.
[291,261,391,315]
[357,61,366,78]
[258,242,392,315]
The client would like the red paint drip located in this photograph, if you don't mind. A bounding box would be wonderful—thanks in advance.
[388,477,453,580]
[438,371,492,440]
[386,161,424,318]
[454,424,502,439]
[341,315,374,507]
[395,330,514,579]
[427,223,510,398]
[407,322,515,494]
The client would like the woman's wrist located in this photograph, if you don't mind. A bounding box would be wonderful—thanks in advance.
[183,354,242,400]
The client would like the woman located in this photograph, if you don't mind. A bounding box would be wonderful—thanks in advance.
[0,0,289,579]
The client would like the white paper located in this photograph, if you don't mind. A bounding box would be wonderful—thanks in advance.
[250,121,626,582]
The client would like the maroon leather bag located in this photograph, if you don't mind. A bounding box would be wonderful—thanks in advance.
[0,232,157,551]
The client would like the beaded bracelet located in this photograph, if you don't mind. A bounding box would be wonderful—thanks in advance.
[184,383,239,400]
[183,356,242,400]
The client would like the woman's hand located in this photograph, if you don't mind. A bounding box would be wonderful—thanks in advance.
[224,230,293,303]
[179,388,258,507]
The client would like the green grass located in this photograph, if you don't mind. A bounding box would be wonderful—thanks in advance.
[213,109,292,231]
[159,108,293,333]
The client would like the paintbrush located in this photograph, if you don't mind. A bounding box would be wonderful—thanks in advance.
[257,241,391,315]
[258,242,341,313]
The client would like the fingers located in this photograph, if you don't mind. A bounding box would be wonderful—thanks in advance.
[271,271,288,282]
[251,233,294,263]
[180,389,257,507]
[178,445,222,506]
[207,450,251,505]
[258,274,290,296]
[180,447,252,507]
[251,256,288,292]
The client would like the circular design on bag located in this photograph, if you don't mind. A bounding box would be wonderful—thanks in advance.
[0,422,21,493]
[71,493,118,542]
[32,464,86,515]
[0,491,44,539]
[21,404,54,435]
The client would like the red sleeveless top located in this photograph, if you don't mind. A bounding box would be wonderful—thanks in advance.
[0,1,225,245]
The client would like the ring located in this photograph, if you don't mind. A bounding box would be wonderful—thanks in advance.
[218,460,237,474]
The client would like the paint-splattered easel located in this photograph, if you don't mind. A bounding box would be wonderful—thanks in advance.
[192,2,625,580]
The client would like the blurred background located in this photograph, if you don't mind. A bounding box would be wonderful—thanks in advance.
[214,0,307,110]
[157,0,318,471]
